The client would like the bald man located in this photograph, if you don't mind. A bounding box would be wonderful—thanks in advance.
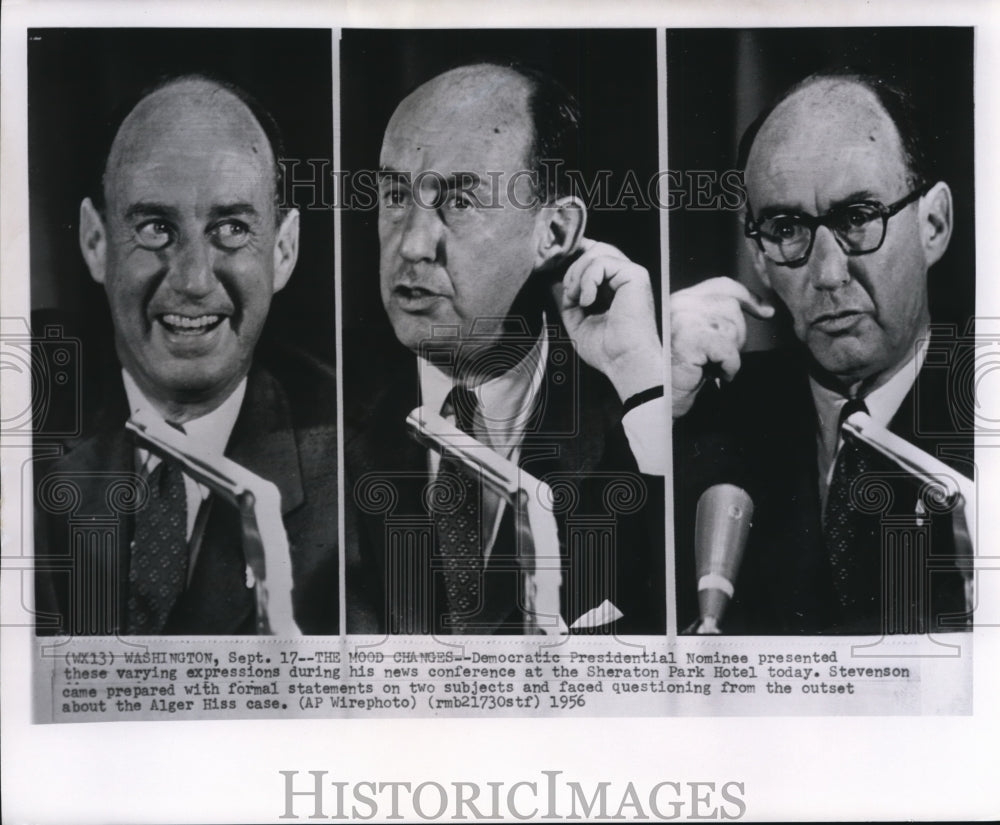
[345,63,666,635]
[671,71,971,635]
[35,75,338,635]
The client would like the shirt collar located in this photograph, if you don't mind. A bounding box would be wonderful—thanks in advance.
[810,330,930,458]
[121,369,247,459]
[417,320,549,455]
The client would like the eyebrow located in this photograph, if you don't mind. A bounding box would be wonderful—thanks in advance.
[755,190,881,218]
[377,168,485,192]
[208,203,262,221]
[123,202,180,222]
[122,201,262,222]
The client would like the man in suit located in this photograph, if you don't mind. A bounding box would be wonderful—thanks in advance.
[672,70,972,634]
[346,63,666,635]
[34,75,338,635]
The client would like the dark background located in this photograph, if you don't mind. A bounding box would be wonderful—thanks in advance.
[667,28,975,350]
[28,28,335,364]
[340,29,661,400]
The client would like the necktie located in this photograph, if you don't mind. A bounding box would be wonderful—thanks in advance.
[823,397,881,621]
[126,459,188,634]
[432,385,483,633]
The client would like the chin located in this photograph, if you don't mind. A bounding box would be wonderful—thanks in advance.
[388,321,428,354]
[153,359,241,396]
[810,345,869,383]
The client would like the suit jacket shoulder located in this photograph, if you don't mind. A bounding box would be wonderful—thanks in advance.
[344,325,665,634]
[674,340,971,634]
[34,334,339,635]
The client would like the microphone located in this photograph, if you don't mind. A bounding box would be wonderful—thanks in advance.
[693,483,753,633]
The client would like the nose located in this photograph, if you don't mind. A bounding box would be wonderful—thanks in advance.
[397,201,443,264]
[166,237,215,298]
[808,225,850,291]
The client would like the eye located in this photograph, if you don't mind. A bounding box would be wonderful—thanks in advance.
[379,183,408,209]
[444,191,476,212]
[135,220,173,250]
[840,204,881,229]
[211,220,252,250]
[762,215,805,242]
[438,189,481,225]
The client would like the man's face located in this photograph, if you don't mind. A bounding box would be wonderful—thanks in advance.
[745,80,936,389]
[378,67,542,364]
[84,80,296,413]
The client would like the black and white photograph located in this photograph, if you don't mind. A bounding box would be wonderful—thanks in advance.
[668,28,977,636]
[27,29,339,637]
[1,3,997,823]
[340,29,667,636]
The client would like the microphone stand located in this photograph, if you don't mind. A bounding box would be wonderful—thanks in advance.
[406,406,567,635]
[126,415,301,636]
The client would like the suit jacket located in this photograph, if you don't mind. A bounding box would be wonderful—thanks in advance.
[344,323,666,635]
[674,333,973,635]
[34,338,339,636]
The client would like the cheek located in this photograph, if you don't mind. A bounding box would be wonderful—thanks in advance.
[767,272,810,323]
[228,258,274,311]
[456,242,532,313]
[104,252,160,309]
[866,237,927,321]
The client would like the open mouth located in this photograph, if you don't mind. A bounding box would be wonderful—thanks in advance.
[157,313,227,335]
[395,285,438,299]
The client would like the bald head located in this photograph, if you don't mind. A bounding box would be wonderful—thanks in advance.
[102,77,281,221]
[376,62,586,363]
[740,73,952,392]
[78,74,299,420]
[382,64,535,180]
[745,78,911,211]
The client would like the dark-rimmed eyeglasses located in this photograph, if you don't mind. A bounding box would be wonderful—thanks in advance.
[744,183,931,268]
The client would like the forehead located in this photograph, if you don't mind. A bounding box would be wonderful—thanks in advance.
[104,81,275,210]
[380,68,534,174]
[745,80,910,211]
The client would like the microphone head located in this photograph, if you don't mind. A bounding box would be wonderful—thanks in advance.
[695,483,753,625]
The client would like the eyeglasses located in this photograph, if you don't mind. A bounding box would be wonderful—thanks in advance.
[744,184,931,268]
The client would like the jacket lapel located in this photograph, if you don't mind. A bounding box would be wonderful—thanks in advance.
[44,424,136,634]
[227,366,305,516]
[345,356,428,632]
[176,366,306,634]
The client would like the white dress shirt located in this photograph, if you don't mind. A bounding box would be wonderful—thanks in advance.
[122,370,246,540]
[417,324,666,559]
[810,333,929,509]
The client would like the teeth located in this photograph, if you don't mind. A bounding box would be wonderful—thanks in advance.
[161,313,221,330]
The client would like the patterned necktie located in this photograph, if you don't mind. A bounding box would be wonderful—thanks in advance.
[126,459,188,634]
[432,385,483,633]
[823,397,881,619]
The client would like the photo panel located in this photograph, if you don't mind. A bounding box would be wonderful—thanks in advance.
[341,29,667,641]
[668,28,976,642]
[27,28,340,722]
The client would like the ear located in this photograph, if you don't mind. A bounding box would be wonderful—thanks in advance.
[920,181,953,267]
[745,236,772,288]
[272,208,300,293]
[532,196,586,271]
[79,198,108,285]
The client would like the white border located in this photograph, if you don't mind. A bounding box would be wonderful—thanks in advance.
[3,1,999,823]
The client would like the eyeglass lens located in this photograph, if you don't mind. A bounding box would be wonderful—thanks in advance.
[758,204,885,263]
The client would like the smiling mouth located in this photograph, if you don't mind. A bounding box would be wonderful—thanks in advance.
[157,313,227,335]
